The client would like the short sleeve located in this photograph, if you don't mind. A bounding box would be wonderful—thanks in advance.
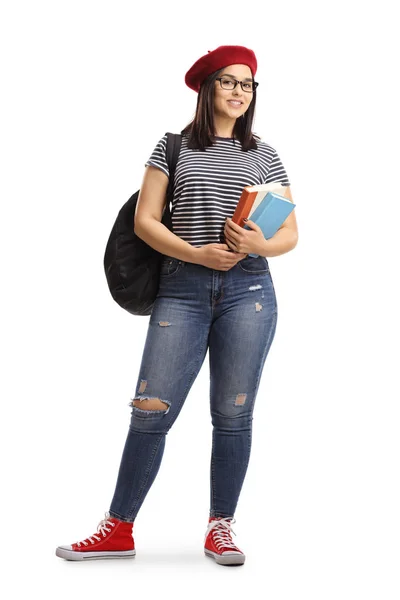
[144,134,169,178]
[264,149,291,186]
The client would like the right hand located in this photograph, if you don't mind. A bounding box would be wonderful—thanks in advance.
[193,244,248,271]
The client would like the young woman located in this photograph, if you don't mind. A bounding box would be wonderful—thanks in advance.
[56,45,298,566]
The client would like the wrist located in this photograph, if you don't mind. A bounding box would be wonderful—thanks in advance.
[189,246,202,264]
[256,238,270,258]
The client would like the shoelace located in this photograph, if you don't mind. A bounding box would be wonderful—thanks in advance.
[75,512,115,547]
[205,517,239,550]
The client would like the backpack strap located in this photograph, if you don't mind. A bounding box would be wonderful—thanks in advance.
[165,132,182,202]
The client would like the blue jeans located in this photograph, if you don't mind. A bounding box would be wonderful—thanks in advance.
[109,253,278,522]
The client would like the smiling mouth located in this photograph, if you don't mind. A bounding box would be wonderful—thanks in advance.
[227,100,243,107]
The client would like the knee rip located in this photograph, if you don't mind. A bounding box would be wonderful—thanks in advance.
[130,397,170,412]
[131,380,170,412]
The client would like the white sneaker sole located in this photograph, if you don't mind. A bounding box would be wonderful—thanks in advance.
[56,547,136,561]
[204,548,245,565]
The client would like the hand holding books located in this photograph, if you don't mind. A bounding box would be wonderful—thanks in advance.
[223,216,268,257]
[225,182,296,257]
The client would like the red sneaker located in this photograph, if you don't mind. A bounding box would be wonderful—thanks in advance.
[56,512,135,561]
[204,516,245,565]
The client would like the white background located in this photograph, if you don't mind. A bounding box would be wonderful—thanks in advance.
[1,0,399,598]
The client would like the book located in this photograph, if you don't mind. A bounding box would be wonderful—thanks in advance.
[229,183,296,257]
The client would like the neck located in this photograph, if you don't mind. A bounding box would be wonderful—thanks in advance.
[213,115,237,138]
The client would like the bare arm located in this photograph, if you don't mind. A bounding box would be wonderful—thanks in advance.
[259,228,298,257]
[135,217,201,263]
[134,165,201,263]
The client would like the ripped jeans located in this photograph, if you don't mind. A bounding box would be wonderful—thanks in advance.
[109,253,278,522]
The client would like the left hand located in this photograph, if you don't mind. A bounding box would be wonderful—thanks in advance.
[223,217,265,256]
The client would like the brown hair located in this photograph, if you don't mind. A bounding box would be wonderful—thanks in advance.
[181,68,260,151]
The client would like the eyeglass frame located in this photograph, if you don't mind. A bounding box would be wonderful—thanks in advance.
[216,76,259,93]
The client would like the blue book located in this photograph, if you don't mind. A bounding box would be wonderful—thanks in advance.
[243,191,296,257]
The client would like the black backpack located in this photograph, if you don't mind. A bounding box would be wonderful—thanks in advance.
[103,132,182,316]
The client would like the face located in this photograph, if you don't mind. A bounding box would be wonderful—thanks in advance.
[214,63,254,120]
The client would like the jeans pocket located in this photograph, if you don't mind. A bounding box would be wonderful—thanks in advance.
[160,257,183,277]
[238,255,270,274]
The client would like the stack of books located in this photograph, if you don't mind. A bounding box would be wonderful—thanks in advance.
[229,182,296,257]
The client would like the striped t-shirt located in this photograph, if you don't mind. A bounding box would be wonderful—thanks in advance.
[145,133,291,248]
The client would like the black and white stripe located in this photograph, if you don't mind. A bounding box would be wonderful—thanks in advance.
[145,133,291,247]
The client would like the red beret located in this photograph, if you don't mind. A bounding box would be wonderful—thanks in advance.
[185,45,257,93]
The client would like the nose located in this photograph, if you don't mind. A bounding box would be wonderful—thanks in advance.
[232,90,244,101]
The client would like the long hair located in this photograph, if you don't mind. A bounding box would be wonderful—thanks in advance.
[181,68,260,151]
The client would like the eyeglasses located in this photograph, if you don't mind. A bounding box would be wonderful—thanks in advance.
[216,77,259,93]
